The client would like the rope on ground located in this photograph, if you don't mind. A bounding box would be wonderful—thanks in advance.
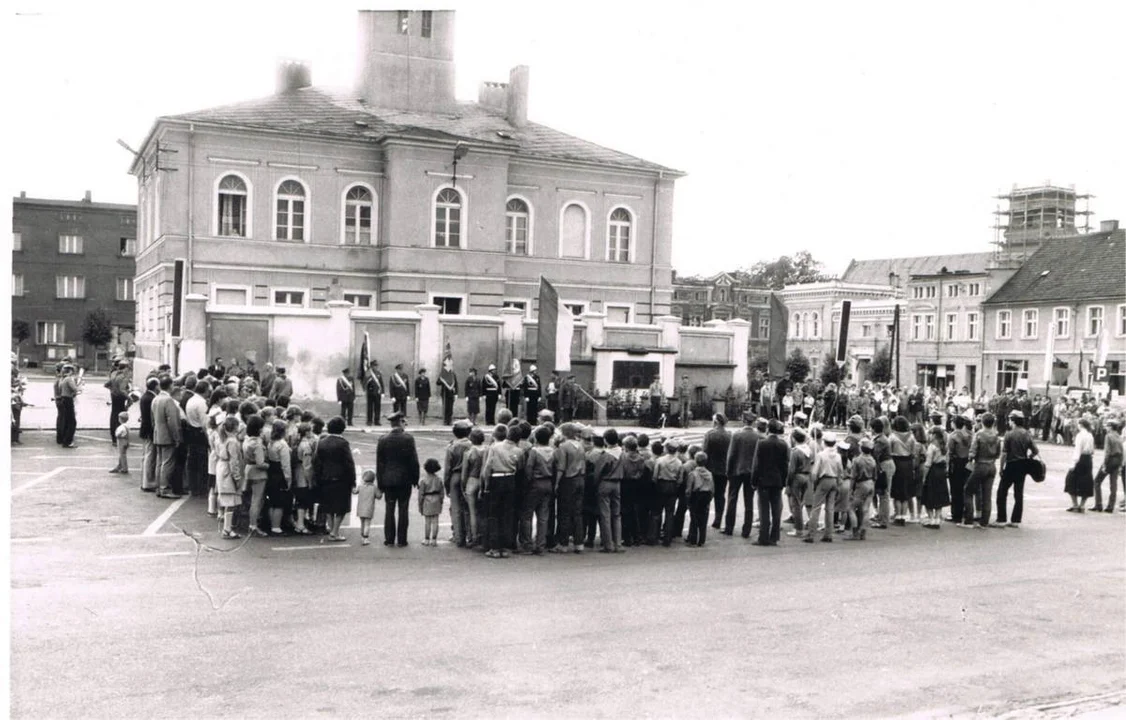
[170,521,253,612]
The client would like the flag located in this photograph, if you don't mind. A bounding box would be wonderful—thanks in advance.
[537,276,574,372]
[1042,326,1055,385]
[767,292,788,378]
[1095,326,1110,366]
[836,300,852,364]
[357,331,370,385]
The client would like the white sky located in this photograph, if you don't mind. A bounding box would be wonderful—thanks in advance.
[5,0,1124,277]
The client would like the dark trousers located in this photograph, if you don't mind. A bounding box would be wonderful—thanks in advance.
[756,486,783,544]
[110,394,127,443]
[57,397,76,446]
[948,457,969,523]
[555,475,584,546]
[687,490,713,545]
[672,487,689,538]
[521,479,553,551]
[724,473,754,536]
[185,429,209,497]
[392,395,407,415]
[172,441,188,495]
[1094,459,1122,509]
[711,474,728,527]
[340,400,354,426]
[383,486,412,545]
[621,481,644,544]
[965,462,995,524]
[442,391,455,426]
[656,486,679,544]
[12,403,22,442]
[484,393,499,425]
[997,462,1027,524]
[365,393,381,425]
[525,393,540,423]
[485,474,515,552]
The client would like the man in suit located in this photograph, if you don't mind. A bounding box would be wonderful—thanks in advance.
[208,357,226,381]
[724,412,761,537]
[364,359,384,426]
[270,367,293,402]
[336,367,356,426]
[703,413,732,528]
[390,363,410,415]
[150,375,183,499]
[522,365,541,424]
[751,418,790,546]
[483,364,501,425]
[259,362,276,398]
[138,377,159,492]
[376,411,420,547]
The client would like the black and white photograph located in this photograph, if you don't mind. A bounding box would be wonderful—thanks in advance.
[5,1,1125,717]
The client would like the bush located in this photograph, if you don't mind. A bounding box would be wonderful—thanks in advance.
[786,348,811,383]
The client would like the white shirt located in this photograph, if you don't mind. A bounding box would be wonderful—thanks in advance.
[1073,428,1095,462]
[185,393,208,429]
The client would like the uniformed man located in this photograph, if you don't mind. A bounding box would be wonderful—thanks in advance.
[336,367,356,426]
[414,368,432,426]
[390,363,410,415]
[560,374,578,423]
[438,356,458,426]
[464,368,482,425]
[364,359,384,426]
[522,365,542,423]
[678,375,691,427]
[648,377,664,427]
[483,364,501,425]
[546,372,561,418]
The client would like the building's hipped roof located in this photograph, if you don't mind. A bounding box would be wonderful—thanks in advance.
[841,252,995,285]
[164,87,681,175]
[984,230,1126,305]
[14,196,136,212]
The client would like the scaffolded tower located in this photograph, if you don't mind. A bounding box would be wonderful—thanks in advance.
[992,183,1093,263]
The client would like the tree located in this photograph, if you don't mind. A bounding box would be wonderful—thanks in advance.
[749,353,770,376]
[82,309,115,371]
[740,250,830,290]
[819,350,843,386]
[870,345,893,384]
[12,319,30,347]
[786,348,811,383]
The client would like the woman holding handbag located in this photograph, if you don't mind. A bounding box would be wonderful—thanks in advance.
[1065,418,1096,513]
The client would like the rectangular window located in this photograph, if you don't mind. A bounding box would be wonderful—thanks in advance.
[926,285,936,299]
[606,304,632,324]
[12,274,24,296]
[996,359,1029,393]
[946,284,959,298]
[36,321,65,345]
[861,324,872,338]
[1054,307,1070,338]
[911,286,922,300]
[759,316,769,339]
[116,277,135,301]
[945,312,958,341]
[924,313,935,340]
[563,302,586,317]
[397,10,409,33]
[502,300,528,316]
[505,212,528,255]
[218,192,246,237]
[58,234,84,254]
[120,237,136,257]
[1088,306,1105,337]
[968,282,981,296]
[967,312,979,341]
[343,292,373,309]
[56,275,85,299]
[997,310,1012,339]
[1118,304,1126,337]
[421,10,433,37]
[273,289,306,308]
[214,287,249,306]
[432,295,463,315]
[13,232,21,251]
[1021,308,1038,339]
[911,314,922,341]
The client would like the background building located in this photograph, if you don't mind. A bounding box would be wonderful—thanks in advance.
[982,220,1125,396]
[670,271,771,354]
[992,183,1093,264]
[11,192,136,367]
[129,9,683,391]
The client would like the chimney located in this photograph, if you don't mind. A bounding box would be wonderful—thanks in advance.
[20,191,26,199]
[506,65,529,128]
[1100,219,1119,232]
[83,190,91,203]
[276,59,312,94]
[478,81,507,112]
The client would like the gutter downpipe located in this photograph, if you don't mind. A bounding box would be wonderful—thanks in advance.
[650,170,663,323]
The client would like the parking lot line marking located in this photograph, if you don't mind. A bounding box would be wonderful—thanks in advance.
[12,467,73,497]
[100,551,192,560]
[273,544,352,551]
[75,433,113,444]
[107,532,186,539]
[143,497,189,536]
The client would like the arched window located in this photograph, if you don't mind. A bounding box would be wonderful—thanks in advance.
[607,207,632,262]
[217,174,248,237]
[559,202,589,259]
[811,312,820,338]
[802,312,810,339]
[275,179,306,241]
[343,185,374,245]
[792,313,802,339]
[433,187,463,248]
[506,197,530,255]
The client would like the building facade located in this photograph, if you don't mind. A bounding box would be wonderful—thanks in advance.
[11,192,137,366]
[982,222,1126,397]
[129,9,683,384]
[670,271,771,353]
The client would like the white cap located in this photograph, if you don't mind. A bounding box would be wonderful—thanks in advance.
[530,365,537,372]
[823,431,838,443]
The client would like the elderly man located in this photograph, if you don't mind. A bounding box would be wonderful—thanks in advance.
[723,412,761,537]
[150,375,183,499]
[376,411,420,547]
[751,419,790,546]
[138,377,160,491]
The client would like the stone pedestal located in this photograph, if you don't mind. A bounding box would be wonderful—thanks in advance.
[726,318,751,391]
[177,294,209,374]
[416,304,442,375]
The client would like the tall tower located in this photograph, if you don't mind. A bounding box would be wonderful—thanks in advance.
[992,183,1093,262]
[355,10,456,112]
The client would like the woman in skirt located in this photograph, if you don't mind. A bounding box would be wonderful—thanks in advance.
[911,422,928,523]
[920,426,950,527]
[265,419,293,535]
[888,416,916,526]
[1065,418,1096,512]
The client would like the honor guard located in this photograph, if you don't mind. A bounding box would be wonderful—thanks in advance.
[364,360,384,426]
[522,365,542,424]
[483,364,501,425]
[390,363,410,415]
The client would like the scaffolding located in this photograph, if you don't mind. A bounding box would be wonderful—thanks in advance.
[992,182,1092,263]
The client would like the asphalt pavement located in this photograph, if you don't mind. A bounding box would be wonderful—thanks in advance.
[9,429,1126,718]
